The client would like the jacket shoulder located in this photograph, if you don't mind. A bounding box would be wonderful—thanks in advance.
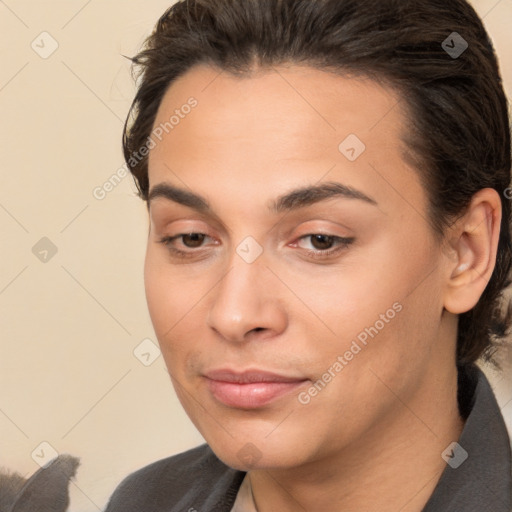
[104,444,244,512]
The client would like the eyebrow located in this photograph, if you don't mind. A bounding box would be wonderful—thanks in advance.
[148,183,210,212]
[147,181,378,214]
[270,181,378,213]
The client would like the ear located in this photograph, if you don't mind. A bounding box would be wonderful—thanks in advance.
[443,188,502,314]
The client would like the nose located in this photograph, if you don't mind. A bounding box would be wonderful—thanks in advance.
[206,256,288,344]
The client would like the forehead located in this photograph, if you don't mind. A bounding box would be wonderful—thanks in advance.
[147,63,426,220]
[151,63,406,157]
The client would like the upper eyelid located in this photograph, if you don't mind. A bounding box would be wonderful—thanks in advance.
[150,215,230,237]
[149,208,356,238]
[158,218,352,237]
[157,215,354,250]
[155,218,352,236]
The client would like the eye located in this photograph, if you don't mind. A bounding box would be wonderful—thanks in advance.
[157,233,216,259]
[299,234,337,251]
[175,233,208,248]
[294,234,355,260]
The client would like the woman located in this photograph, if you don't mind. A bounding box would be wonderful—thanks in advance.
[106,0,512,510]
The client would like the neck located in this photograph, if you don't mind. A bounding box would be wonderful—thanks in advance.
[248,351,464,512]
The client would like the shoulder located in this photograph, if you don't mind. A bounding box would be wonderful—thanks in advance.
[423,364,512,512]
[105,444,245,512]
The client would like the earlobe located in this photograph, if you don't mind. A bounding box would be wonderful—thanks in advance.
[443,188,502,315]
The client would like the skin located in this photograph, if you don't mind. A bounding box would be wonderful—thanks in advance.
[143,63,501,511]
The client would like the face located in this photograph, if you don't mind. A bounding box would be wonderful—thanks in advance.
[144,63,451,471]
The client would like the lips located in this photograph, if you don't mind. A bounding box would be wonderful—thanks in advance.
[204,369,309,409]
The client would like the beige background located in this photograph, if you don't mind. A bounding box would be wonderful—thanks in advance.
[0,1,511,510]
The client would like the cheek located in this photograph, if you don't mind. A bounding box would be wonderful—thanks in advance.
[271,251,401,348]
[143,248,190,347]
[143,250,169,334]
[143,247,212,362]
[292,236,440,374]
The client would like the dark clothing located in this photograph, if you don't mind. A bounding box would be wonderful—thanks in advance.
[105,365,511,511]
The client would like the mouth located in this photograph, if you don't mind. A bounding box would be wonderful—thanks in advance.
[203,369,309,409]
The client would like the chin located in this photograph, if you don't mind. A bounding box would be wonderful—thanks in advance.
[204,430,310,471]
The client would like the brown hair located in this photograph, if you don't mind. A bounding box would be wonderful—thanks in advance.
[123,0,512,368]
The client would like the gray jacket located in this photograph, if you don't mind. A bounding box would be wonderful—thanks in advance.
[105,364,512,511]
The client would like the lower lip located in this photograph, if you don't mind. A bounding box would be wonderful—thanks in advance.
[206,378,307,409]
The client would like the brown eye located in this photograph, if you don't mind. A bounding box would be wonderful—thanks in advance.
[181,233,207,248]
[309,234,336,250]
[295,233,355,261]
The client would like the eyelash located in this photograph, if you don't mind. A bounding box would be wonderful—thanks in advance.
[298,235,355,260]
[157,233,355,261]
[157,234,216,260]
